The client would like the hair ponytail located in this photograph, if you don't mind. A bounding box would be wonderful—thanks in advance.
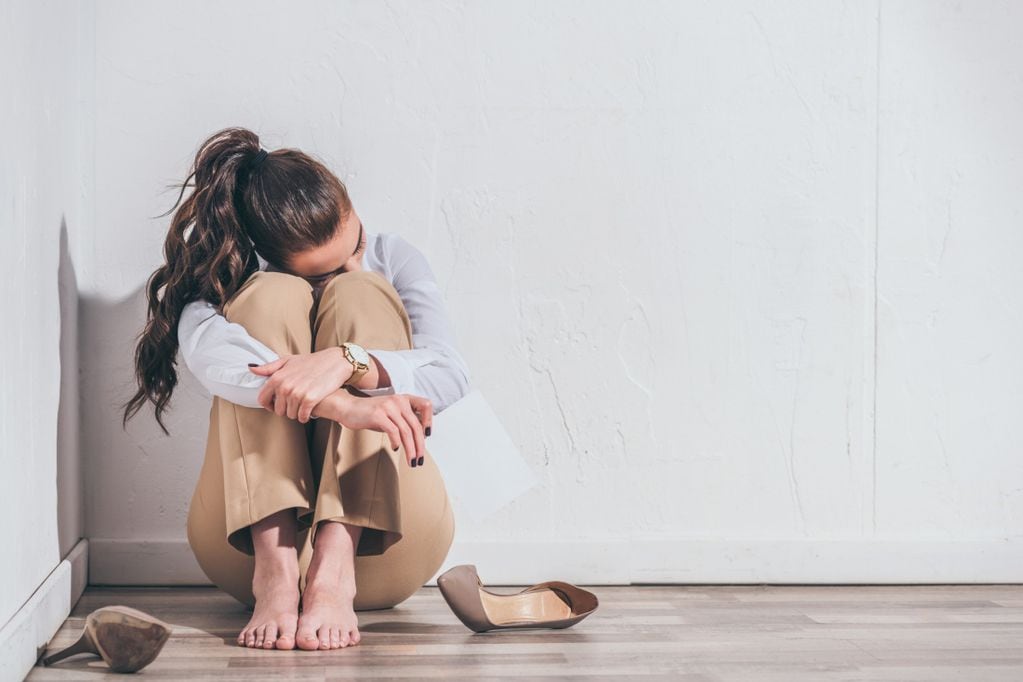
[122,126,351,434]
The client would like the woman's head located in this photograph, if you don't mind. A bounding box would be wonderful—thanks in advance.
[278,203,366,294]
[122,126,355,434]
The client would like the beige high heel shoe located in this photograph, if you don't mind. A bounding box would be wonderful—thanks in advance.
[41,605,172,672]
[436,564,599,632]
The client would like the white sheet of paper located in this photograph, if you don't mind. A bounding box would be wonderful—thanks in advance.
[427,389,538,521]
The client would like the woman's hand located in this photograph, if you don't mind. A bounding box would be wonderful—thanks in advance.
[311,390,433,467]
[249,348,354,423]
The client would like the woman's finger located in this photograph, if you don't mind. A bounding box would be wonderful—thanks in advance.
[409,396,434,437]
[381,422,401,451]
[274,389,289,417]
[298,397,316,424]
[367,406,400,450]
[257,381,275,411]
[287,392,302,420]
[391,411,416,467]
[248,356,288,376]
[399,400,425,467]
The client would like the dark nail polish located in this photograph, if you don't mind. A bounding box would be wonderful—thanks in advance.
[393,445,399,452]
[425,426,432,437]
[417,456,424,466]
[411,458,417,467]
[247,363,258,367]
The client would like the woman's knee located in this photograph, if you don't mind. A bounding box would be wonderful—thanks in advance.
[318,271,400,313]
[313,271,411,349]
[223,271,316,344]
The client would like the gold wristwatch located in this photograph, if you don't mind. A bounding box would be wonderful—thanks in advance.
[339,341,371,387]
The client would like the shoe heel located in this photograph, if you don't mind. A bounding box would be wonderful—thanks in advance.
[42,630,96,666]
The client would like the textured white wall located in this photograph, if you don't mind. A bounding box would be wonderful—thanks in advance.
[876,2,1023,538]
[81,1,1023,583]
[0,0,90,635]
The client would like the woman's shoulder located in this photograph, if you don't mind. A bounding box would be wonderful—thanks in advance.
[370,230,428,264]
[369,230,436,284]
[371,230,417,255]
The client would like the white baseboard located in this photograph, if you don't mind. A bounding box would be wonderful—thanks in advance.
[0,538,89,681]
[628,537,1023,584]
[89,536,1023,586]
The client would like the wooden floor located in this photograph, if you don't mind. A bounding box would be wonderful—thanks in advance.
[28,583,1023,680]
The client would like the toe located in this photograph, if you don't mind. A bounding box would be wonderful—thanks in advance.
[237,628,247,647]
[329,627,341,649]
[339,628,351,648]
[263,623,278,649]
[349,628,361,646]
[295,621,319,651]
[275,626,296,651]
[254,624,266,648]
[318,625,331,649]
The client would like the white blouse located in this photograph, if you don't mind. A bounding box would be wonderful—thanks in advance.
[176,230,472,413]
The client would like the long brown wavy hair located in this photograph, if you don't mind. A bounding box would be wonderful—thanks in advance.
[122,126,352,435]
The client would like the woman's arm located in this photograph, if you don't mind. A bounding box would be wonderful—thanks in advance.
[363,234,471,413]
[176,235,471,413]
[311,388,434,469]
[177,299,276,409]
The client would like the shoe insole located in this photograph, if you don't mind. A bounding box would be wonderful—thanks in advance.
[479,589,573,626]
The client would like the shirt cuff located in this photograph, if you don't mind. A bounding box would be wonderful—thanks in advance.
[366,349,418,396]
[203,365,269,409]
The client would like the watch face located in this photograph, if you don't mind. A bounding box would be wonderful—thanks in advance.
[346,342,370,365]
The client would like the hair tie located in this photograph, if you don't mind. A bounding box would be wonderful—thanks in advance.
[251,148,269,167]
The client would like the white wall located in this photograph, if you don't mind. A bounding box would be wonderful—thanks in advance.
[81,0,1023,584]
[0,0,91,674]
[876,2,1023,542]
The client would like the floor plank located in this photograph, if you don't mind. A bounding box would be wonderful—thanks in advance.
[27,584,1023,680]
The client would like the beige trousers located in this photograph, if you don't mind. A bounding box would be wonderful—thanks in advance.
[186,269,455,611]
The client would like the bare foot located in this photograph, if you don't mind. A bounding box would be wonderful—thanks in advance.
[296,553,361,649]
[238,563,301,650]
